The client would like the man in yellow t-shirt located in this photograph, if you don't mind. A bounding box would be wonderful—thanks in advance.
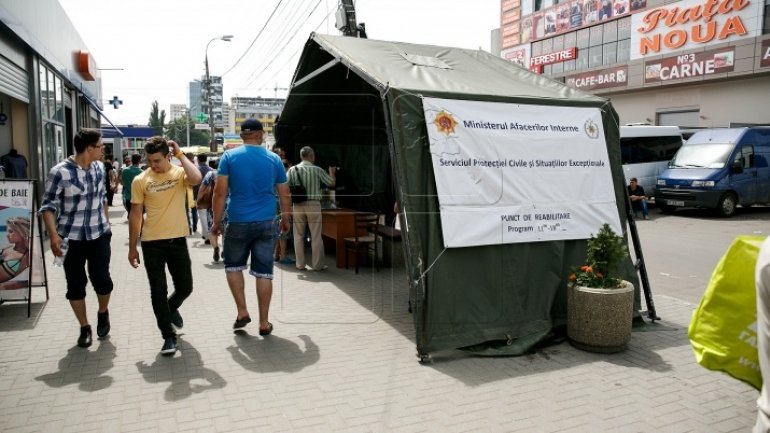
[128,137,202,356]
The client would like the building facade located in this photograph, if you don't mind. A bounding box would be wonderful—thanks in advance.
[228,96,284,138]
[200,75,225,130]
[500,0,770,129]
[169,103,186,122]
[0,0,114,184]
[188,80,202,122]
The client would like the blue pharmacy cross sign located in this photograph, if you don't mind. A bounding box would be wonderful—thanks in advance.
[107,96,123,109]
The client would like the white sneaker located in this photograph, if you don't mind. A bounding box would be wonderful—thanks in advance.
[160,337,177,356]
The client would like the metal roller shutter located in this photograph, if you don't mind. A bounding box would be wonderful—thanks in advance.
[0,55,29,103]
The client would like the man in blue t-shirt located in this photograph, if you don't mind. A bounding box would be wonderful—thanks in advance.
[211,118,291,336]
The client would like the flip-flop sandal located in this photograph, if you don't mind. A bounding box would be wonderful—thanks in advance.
[259,322,274,336]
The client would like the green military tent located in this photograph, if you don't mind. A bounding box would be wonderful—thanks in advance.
[276,33,641,358]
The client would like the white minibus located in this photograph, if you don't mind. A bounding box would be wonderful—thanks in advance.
[619,125,684,199]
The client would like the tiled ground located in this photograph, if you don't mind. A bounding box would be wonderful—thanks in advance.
[0,211,757,432]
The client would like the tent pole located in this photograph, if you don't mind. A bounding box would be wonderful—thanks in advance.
[626,195,660,322]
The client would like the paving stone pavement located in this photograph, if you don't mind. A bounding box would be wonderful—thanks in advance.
[0,207,758,432]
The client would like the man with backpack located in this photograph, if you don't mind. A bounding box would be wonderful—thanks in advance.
[194,154,212,242]
[197,160,219,261]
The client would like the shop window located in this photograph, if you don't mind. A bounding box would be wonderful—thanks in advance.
[532,40,543,56]
[576,48,590,70]
[47,69,55,120]
[603,42,617,65]
[552,60,564,74]
[542,37,553,54]
[577,28,590,48]
[39,67,48,120]
[553,35,564,51]
[617,16,632,39]
[603,20,618,42]
[617,39,631,63]
[589,45,603,68]
[590,24,604,46]
[563,31,576,48]
[54,75,64,123]
[544,64,553,75]
[563,59,577,72]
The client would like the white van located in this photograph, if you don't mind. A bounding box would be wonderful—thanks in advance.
[619,125,684,199]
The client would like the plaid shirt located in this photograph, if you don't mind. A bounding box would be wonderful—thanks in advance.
[39,157,111,240]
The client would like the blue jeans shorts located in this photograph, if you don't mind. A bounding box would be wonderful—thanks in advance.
[223,220,278,279]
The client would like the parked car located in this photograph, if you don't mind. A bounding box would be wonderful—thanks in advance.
[655,127,770,216]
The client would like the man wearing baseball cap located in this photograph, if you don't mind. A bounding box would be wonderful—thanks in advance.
[211,118,291,335]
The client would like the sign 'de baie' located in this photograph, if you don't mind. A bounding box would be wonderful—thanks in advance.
[630,0,761,60]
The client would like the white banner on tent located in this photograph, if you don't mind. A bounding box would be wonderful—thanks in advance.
[423,97,622,248]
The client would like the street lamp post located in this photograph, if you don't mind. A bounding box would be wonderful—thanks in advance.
[185,107,190,148]
[205,35,233,152]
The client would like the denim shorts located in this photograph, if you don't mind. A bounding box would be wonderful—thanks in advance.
[223,220,278,279]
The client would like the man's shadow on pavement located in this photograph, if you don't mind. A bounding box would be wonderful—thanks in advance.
[135,340,226,402]
[228,334,319,373]
[35,338,116,392]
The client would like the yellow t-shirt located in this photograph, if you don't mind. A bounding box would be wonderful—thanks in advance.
[131,165,191,241]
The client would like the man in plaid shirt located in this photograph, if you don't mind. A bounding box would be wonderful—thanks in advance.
[40,128,113,349]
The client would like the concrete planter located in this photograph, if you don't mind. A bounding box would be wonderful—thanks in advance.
[567,281,634,353]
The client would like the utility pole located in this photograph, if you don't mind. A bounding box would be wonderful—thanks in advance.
[204,35,233,152]
[185,107,191,147]
[335,0,366,38]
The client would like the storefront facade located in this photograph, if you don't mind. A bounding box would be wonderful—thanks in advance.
[0,0,114,186]
[500,0,770,129]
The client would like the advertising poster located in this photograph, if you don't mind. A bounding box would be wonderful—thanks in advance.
[613,0,629,15]
[521,16,533,44]
[570,0,584,28]
[502,45,531,69]
[630,0,647,11]
[583,0,601,25]
[0,180,45,301]
[423,98,622,248]
[544,9,558,36]
[644,48,735,83]
[556,3,571,32]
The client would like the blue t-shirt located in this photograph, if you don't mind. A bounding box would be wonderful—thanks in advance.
[218,145,287,223]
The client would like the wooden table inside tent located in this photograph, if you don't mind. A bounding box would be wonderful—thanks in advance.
[321,208,365,269]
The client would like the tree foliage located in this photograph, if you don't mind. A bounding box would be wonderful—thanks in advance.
[165,116,211,146]
[148,101,166,136]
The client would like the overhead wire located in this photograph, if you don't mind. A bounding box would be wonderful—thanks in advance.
[258,4,340,90]
[239,0,314,84]
[221,0,285,77]
[242,0,326,89]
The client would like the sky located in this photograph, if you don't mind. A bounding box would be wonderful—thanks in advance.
[57,0,501,126]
